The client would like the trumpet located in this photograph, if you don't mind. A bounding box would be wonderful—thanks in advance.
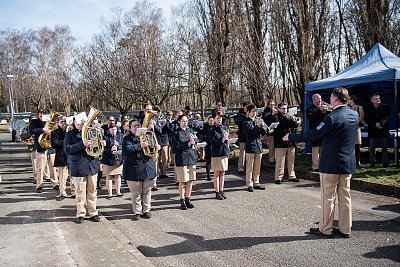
[255,116,273,133]
[321,101,332,112]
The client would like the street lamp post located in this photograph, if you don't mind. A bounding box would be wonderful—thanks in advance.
[6,74,15,141]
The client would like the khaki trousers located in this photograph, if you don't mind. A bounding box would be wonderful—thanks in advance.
[158,146,169,176]
[238,142,246,172]
[73,172,98,217]
[29,151,36,178]
[35,151,48,188]
[312,146,321,170]
[274,147,296,180]
[127,179,156,214]
[245,153,262,187]
[265,136,275,162]
[319,173,352,235]
[47,153,59,187]
[57,166,68,196]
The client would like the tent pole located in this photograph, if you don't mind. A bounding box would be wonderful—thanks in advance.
[395,76,399,166]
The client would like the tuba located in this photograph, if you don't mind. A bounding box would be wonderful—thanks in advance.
[81,107,104,158]
[38,110,60,149]
[140,110,159,157]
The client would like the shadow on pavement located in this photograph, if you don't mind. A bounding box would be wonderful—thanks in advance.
[364,244,400,262]
[137,231,316,257]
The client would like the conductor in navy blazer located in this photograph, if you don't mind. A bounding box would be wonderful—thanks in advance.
[64,116,101,224]
[284,87,358,238]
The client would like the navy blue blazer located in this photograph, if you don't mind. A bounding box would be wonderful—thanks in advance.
[243,118,266,153]
[122,133,156,181]
[289,105,358,174]
[50,126,68,167]
[273,112,300,148]
[155,122,169,147]
[208,124,230,157]
[29,118,46,152]
[234,108,247,143]
[172,127,197,166]
[64,128,100,177]
[101,131,124,166]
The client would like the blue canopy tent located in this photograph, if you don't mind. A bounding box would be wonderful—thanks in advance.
[304,43,400,165]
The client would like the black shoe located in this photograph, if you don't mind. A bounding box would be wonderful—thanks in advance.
[254,185,265,190]
[116,193,124,197]
[89,215,100,222]
[247,187,254,192]
[151,187,159,191]
[106,195,112,199]
[70,195,76,199]
[219,191,227,199]
[216,192,224,200]
[76,217,84,224]
[132,214,141,221]
[207,177,212,181]
[332,227,351,238]
[180,199,187,210]
[56,195,66,201]
[53,185,59,190]
[309,227,332,238]
[185,198,194,208]
[275,180,282,184]
[141,212,152,219]
[160,174,168,179]
[35,187,43,193]
[289,178,300,182]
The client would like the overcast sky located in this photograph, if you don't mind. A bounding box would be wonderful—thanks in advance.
[0,0,187,43]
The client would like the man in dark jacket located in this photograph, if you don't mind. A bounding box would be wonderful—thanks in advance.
[29,109,53,193]
[64,112,101,224]
[365,94,390,167]
[262,100,277,164]
[243,104,266,192]
[284,87,358,238]
[123,119,159,220]
[273,103,301,184]
[154,107,169,179]
[306,94,331,171]
[51,116,69,200]
[234,101,249,174]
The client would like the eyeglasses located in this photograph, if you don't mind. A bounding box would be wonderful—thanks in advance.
[280,107,287,110]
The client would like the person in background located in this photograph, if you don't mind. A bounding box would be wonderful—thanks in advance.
[203,116,214,181]
[283,87,358,238]
[262,100,277,165]
[365,94,390,167]
[306,94,331,171]
[122,119,159,220]
[172,115,197,210]
[273,103,301,184]
[154,106,170,179]
[102,122,124,198]
[234,101,249,175]
[51,116,69,200]
[208,111,230,200]
[29,108,53,193]
[243,104,266,192]
[348,95,365,166]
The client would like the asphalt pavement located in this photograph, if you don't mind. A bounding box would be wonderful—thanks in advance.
[0,132,399,267]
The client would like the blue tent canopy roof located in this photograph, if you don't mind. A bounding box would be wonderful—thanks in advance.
[305,43,400,92]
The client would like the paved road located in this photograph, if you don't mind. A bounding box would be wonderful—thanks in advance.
[0,132,399,267]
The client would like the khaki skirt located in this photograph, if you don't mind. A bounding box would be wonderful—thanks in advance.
[175,165,196,183]
[103,164,123,176]
[211,156,229,171]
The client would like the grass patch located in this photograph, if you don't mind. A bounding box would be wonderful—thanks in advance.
[230,146,400,186]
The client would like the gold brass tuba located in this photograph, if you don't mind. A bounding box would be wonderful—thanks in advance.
[140,110,159,157]
[38,110,60,149]
[81,107,104,158]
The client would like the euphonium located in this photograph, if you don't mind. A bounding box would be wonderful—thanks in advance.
[82,107,104,158]
[38,110,60,149]
[140,110,159,157]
